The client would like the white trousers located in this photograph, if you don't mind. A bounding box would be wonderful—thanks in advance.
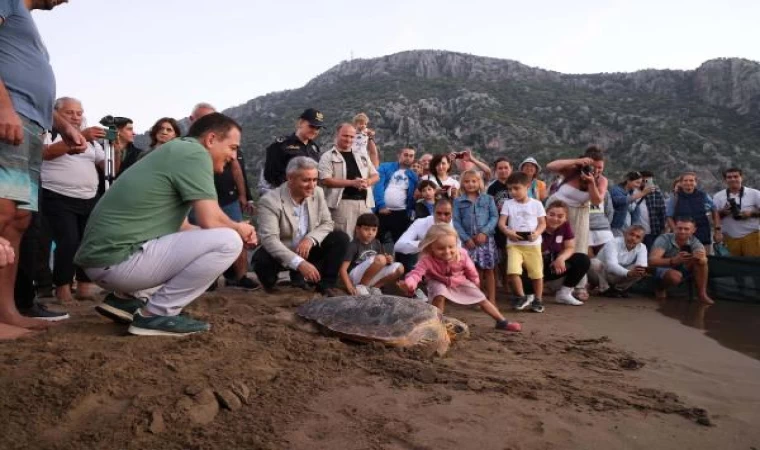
[588,259,639,292]
[349,255,403,287]
[85,228,242,316]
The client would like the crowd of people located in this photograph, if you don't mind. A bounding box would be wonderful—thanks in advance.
[2,0,759,341]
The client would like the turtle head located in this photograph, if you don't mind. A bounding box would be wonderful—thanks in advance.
[442,316,470,341]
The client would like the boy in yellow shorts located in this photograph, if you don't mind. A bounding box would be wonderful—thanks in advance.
[498,172,547,312]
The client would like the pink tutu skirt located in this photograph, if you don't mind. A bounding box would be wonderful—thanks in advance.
[426,279,485,305]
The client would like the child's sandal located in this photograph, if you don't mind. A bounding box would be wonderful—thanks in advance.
[495,320,522,332]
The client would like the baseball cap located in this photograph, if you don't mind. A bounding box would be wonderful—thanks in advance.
[299,108,325,128]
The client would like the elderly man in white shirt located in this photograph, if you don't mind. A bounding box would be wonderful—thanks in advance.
[588,225,649,297]
[42,97,107,303]
[394,198,459,270]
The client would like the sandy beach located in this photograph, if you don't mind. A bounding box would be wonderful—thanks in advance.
[1,288,759,450]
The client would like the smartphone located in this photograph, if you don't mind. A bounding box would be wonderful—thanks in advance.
[517,231,532,240]
[680,244,692,253]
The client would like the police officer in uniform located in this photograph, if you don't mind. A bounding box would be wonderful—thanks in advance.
[263,108,324,190]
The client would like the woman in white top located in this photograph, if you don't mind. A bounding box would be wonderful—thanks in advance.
[546,146,609,300]
[421,153,460,198]
[41,98,106,303]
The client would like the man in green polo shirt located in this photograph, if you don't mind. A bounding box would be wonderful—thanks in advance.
[75,113,257,336]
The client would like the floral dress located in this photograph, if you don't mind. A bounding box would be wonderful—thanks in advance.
[467,208,499,270]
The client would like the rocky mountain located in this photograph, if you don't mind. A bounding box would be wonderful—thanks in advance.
[211,50,760,193]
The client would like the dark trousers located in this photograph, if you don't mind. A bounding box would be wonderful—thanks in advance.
[524,253,591,295]
[42,189,95,286]
[15,191,53,309]
[253,231,349,290]
[378,209,410,250]
[395,252,418,274]
[15,212,41,310]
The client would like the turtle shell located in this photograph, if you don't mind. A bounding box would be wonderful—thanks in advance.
[297,295,451,355]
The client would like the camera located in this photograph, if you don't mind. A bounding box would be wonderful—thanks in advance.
[727,198,743,220]
[99,115,129,141]
[581,165,595,176]
[454,152,466,159]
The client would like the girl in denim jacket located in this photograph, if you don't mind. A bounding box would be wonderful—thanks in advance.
[452,170,499,304]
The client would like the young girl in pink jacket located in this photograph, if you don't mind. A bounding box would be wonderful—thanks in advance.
[399,224,521,332]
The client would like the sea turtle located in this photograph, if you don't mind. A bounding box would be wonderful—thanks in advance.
[296,295,469,356]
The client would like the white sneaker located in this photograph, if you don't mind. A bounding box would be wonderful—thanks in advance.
[555,290,584,306]
[414,289,428,302]
[355,285,370,296]
[369,287,383,295]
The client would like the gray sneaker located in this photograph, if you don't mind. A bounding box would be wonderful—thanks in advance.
[513,294,534,311]
[369,287,383,295]
[95,292,146,324]
[128,311,210,336]
[19,303,69,321]
[529,298,545,313]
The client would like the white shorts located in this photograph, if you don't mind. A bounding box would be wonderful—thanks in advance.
[588,230,614,247]
[349,255,403,286]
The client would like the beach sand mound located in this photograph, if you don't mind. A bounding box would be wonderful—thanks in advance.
[0,290,745,450]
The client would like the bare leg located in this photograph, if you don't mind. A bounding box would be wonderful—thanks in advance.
[0,200,51,332]
[359,255,387,286]
[655,270,682,300]
[479,299,505,322]
[692,259,714,304]
[372,265,404,288]
[55,283,74,303]
[75,281,98,298]
[0,322,35,340]
[508,274,525,297]
[481,268,495,304]
[431,295,446,312]
[532,278,544,300]
[231,250,248,279]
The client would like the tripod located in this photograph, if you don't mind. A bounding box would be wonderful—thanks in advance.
[102,136,116,190]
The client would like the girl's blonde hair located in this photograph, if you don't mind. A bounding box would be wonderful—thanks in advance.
[459,169,484,194]
[418,224,460,262]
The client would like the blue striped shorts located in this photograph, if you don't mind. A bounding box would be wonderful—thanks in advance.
[0,115,43,212]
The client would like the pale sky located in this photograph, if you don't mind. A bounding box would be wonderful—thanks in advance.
[33,0,759,133]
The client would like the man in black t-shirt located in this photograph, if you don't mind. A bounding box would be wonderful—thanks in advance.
[318,123,379,239]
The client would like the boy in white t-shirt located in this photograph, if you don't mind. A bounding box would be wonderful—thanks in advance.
[497,172,546,311]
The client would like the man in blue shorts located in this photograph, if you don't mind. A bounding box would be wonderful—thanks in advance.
[1,0,85,339]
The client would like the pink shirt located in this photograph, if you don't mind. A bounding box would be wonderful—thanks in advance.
[405,248,480,290]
